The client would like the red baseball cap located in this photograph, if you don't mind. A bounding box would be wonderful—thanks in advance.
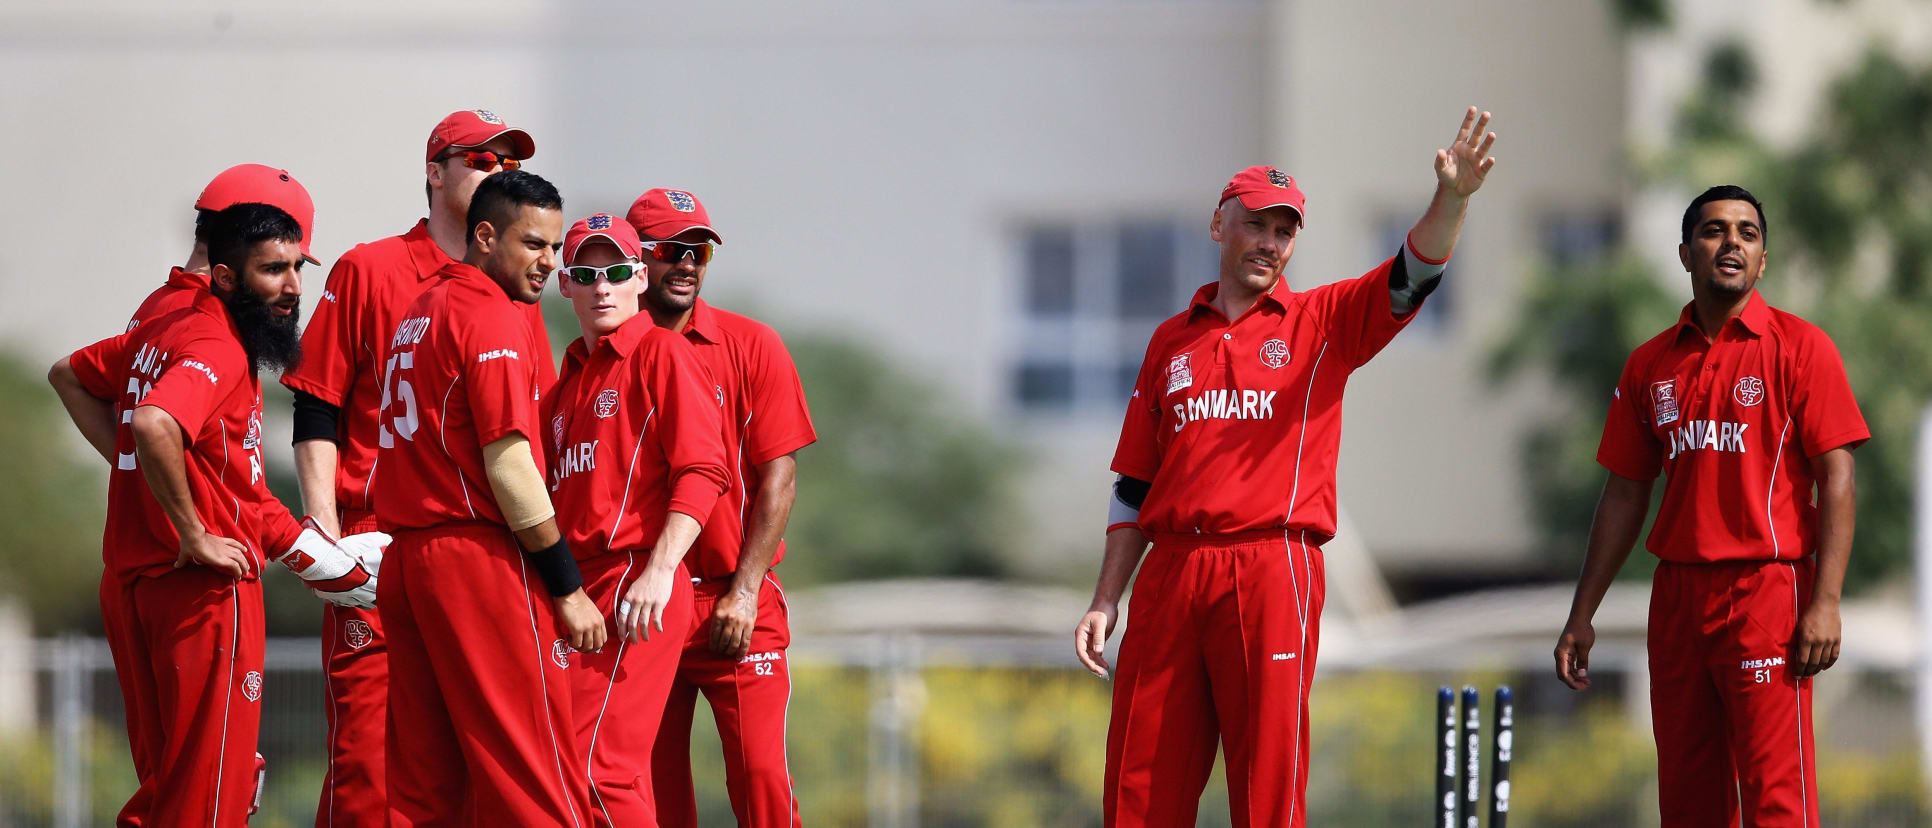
[1219,165,1307,226]
[195,164,320,264]
[425,109,536,163]
[625,188,722,244]
[563,212,644,265]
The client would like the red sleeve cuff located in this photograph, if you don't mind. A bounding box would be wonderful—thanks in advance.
[1405,232,1449,266]
[667,472,727,530]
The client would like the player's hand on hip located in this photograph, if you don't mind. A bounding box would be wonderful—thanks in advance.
[1554,618,1595,690]
[276,520,378,608]
[1075,603,1119,679]
[1435,106,1498,198]
[177,529,251,578]
[709,587,758,659]
[618,563,677,643]
[555,589,606,654]
[1792,598,1842,677]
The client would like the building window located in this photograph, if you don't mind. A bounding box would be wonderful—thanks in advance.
[1540,209,1621,263]
[1012,219,1217,412]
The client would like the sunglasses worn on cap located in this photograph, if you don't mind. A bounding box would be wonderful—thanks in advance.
[564,262,642,285]
[643,241,714,265]
[445,150,522,172]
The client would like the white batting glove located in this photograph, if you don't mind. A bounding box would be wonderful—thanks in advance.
[337,531,390,578]
[275,518,379,609]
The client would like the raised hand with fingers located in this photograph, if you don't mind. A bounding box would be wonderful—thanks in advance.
[1436,106,1498,198]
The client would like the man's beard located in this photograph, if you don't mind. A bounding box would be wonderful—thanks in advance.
[224,288,303,373]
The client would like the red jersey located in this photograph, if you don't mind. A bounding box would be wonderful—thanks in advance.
[1112,258,1417,539]
[1596,292,1868,563]
[125,267,212,332]
[369,262,550,531]
[544,314,730,560]
[69,293,304,581]
[676,299,817,578]
[282,220,556,514]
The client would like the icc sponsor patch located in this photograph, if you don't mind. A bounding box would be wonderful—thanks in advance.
[1734,376,1765,407]
[665,190,697,212]
[1651,380,1680,426]
[344,619,374,650]
[242,671,263,702]
[1166,353,1193,395]
[1259,338,1289,369]
[551,638,571,669]
[595,389,620,418]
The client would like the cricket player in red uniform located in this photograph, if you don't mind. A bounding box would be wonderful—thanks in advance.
[127,164,320,332]
[282,108,553,826]
[628,189,816,828]
[370,170,603,827]
[546,212,730,825]
[1072,108,1500,827]
[1556,185,1867,827]
[49,203,380,826]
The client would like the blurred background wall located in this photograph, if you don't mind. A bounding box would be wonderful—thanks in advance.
[2,0,1928,825]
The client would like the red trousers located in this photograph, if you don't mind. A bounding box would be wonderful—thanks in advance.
[652,573,802,828]
[102,565,266,827]
[1104,530,1326,828]
[378,523,590,827]
[572,552,695,827]
[1649,557,1820,827]
[316,509,387,827]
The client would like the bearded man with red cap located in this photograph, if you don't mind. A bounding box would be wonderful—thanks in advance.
[125,163,321,332]
[280,109,555,826]
[1072,108,1500,827]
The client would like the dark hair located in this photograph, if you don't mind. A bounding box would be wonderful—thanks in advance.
[465,169,563,245]
[1681,185,1766,244]
[206,203,303,274]
[193,207,220,247]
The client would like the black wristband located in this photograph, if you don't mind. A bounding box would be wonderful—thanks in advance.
[526,538,584,597]
[291,390,342,444]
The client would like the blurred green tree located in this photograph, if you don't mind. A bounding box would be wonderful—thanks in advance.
[0,351,109,632]
[1494,22,1932,591]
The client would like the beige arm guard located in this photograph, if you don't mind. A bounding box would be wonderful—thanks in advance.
[482,434,555,532]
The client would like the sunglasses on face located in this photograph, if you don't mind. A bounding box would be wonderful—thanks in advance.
[563,261,642,285]
[642,241,714,265]
[445,150,522,172]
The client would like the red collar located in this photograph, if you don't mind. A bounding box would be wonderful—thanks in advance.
[681,298,721,344]
[563,312,655,369]
[402,219,456,278]
[1187,278,1289,322]
[165,266,210,291]
[1675,290,1772,342]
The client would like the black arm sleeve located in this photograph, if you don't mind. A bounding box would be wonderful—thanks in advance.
[1388,246,1444,305]
[291,390,342,445]
[1113,474,1152,510]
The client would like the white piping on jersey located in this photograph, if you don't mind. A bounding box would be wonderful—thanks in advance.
[323,611,340,823]
[584,551,636,823]
[437,380,476,520]
[1284,343,1330,520]
[607,409,655,544]
[1765,415,1793,559]
[735,411,754,547]
[758,570,803,820]
[1282,530,1309,828]
[518,552,584,828]
[211,584,240,826]
[1790,566,1810,826]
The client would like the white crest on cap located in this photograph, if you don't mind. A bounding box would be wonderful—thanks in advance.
[473,109,503,124]
[665,191,697,212]
[1267,168,1292,188]
[587,213,613,231]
